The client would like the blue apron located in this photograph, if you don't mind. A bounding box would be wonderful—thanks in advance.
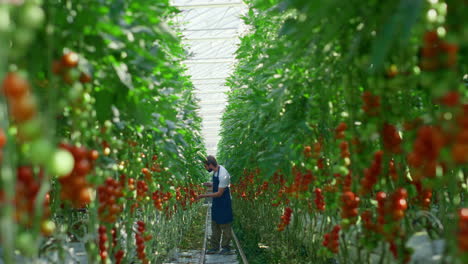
[212,168,233,224]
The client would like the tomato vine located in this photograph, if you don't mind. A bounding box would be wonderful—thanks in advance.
[220,0,467,263]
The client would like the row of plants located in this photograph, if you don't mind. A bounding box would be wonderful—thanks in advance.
[0,0,206,263]
[219,0,467,263]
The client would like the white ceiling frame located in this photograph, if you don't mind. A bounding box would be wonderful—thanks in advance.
[186,60,235,64]
[186,57,235,61]
[184,36,239,41]
[191,75,231,80]
[199,100,228,105]
[171,0,245,155]
[194,91,229,96]
[184,27,239,32]
[174,2,243,9]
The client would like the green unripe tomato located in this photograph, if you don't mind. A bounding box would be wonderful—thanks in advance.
[104,120,112,129]
[19,4,45,29]
[341,218,350,229]
[17,118,42,141]
[48,149,75,177]
[0,6,11,33]
[333,165,349,175]
[14,27,36,47]
[29,138,54,165]
[68,82,84,102]
[16,232,35,256]
[41,220,56,236]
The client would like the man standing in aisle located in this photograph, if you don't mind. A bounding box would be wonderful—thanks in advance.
[197,155,234,255]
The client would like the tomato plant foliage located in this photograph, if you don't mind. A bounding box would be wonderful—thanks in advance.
[0,0,206,263]
[219,0,467,263]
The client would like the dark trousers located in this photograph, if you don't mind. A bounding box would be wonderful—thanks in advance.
[210,221,232,249]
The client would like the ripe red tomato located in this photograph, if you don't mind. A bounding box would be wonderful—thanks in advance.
[115,250,124,258]
[376,192,387,202]
[72,146,88,161]
[460,208,468,221]
[439,91,460,106]
[10,95,37,122]
[393,210,405,220]
[79,72,92,83]
[88,149,99,161]
[2,72,29,99]
[52,60,64,75]
[342,191,355,202]
[75,159,91,176]
[61,52,79,68]
[109,204,120,214]
[0,128,6,148]
[17,166,34,182]
[395,199,408,211]
[141,168,150,175]
[136,235,144,245]
[78,188,91,204]
[424,31,439,44]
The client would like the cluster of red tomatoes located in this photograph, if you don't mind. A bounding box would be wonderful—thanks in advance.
[136,180,149,202]
[359,150,383,195]
[361,91,380,116]
[458,209,468,253]
[172,184,204,217]
[2,72,37,123]
[97,178,124,224]
[285,167,314,195]
[322,225,341,253]
[12,166,50,228]
[114,249,124,264]
[57,143,98,208]
[0,128,5,162]
[314,188,325,211]
[277,207,293,232]
[335,122,347,139]
[135,221,152,264]
[340,191,359,224]
[381,123,402,154]
[98,225,108,263]
[449,104,468,164]
[152,189,171,211]
[376,189,408,228]
[231,170,255,201]
[419,31,458,71]
[52,52,92,85]
[97,226,124,264]
[407,126,443,180]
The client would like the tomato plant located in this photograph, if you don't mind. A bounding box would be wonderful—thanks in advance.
[0,0,206,263]
[220,0,467,263]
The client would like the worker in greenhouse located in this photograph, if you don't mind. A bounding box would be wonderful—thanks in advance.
[197,155,234,255]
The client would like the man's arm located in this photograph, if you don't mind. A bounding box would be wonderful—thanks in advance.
[198,187,225,199]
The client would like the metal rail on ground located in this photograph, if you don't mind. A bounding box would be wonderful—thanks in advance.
[232,227,248,264]
[199,205,210,264]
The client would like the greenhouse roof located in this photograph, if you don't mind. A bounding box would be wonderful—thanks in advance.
[172,0,246,156]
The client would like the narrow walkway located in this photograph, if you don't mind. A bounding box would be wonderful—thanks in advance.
[164,204,239,264]
[204,208,238,264]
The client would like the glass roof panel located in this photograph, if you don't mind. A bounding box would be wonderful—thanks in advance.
[172,0,245,155]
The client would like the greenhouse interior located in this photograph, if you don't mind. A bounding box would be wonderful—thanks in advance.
[0,0,467,264]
